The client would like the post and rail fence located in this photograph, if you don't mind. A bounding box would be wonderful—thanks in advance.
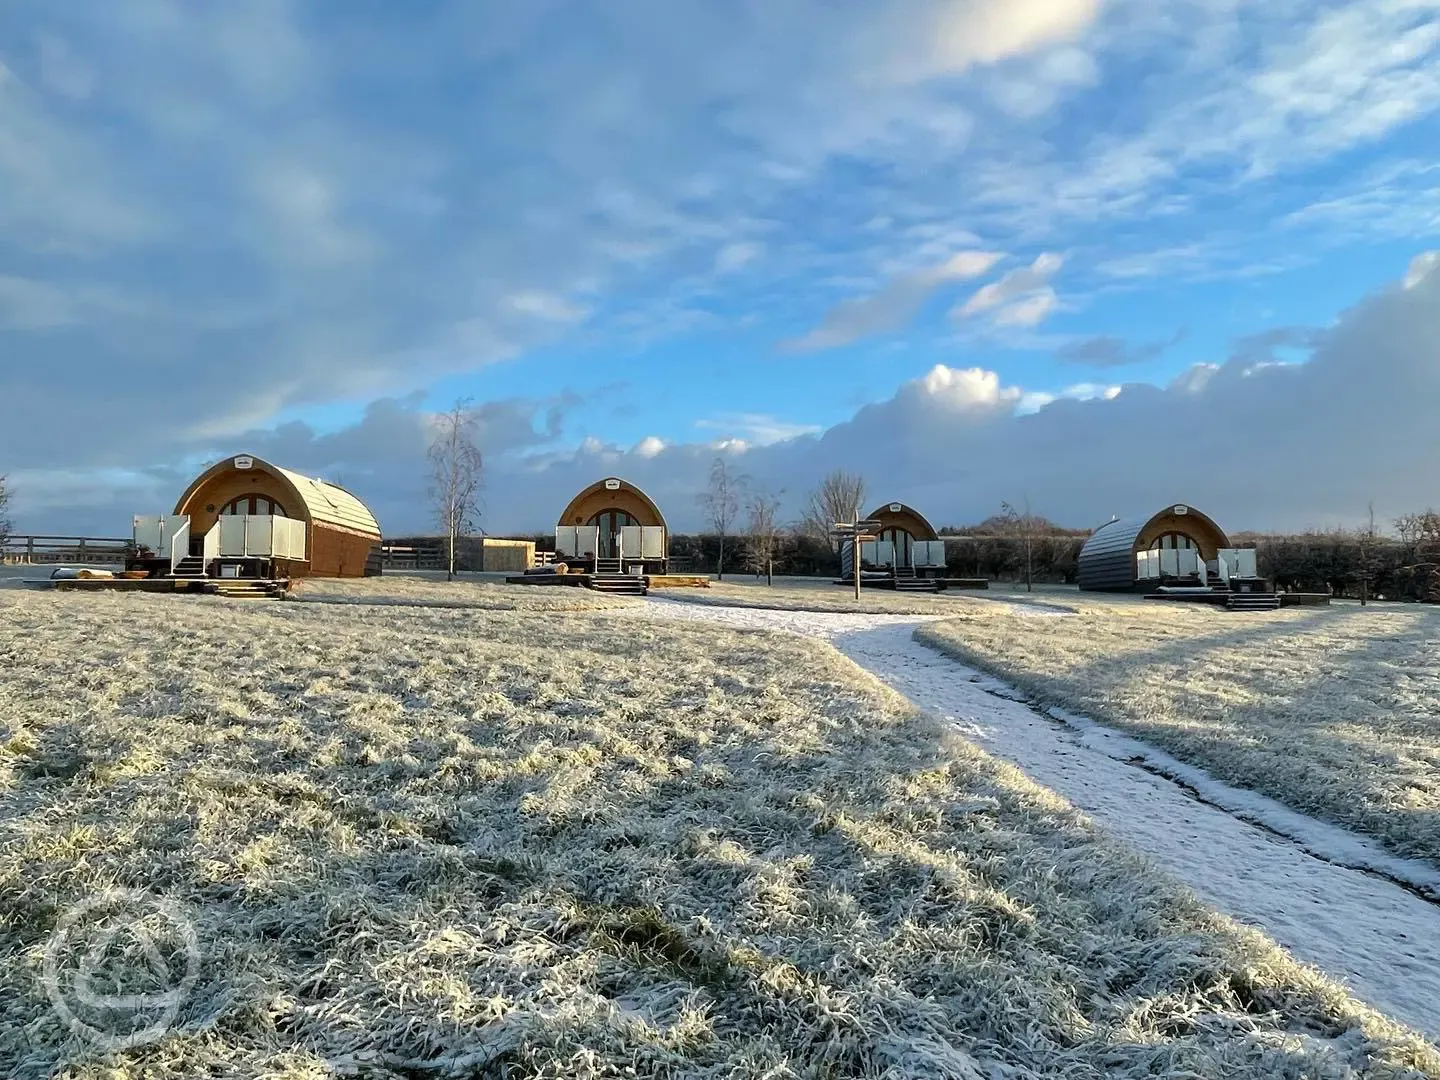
[1,535,134,566]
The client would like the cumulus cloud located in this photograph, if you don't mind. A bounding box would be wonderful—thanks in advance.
[1405,250,1439,289]
[16,257,1437,537]
[785,250,1003,351]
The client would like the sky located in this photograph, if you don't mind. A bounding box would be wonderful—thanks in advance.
[2,0,1439,538]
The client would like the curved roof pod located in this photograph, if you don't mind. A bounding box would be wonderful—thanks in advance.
[1077,503,1231,591]
[558,476,668,530]
[865,501,939,541]
[174,453,382,538]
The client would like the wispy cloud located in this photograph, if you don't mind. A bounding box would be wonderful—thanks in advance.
[784,250,1002,351]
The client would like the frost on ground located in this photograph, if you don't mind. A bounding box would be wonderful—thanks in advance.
[2,591,1436,1078]
[914,599,1440,872]
[660,574,1020,616]
[293,572,634,611]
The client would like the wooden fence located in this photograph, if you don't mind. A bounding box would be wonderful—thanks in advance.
[2,535,133,565]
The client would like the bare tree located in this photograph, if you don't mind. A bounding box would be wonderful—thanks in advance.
[1000,498,1037,592]
[801,470,867,549]
[698,457,745,580]
[745,487,784,586]
[1357,502,1379,606]
[0,474,10,551]
[428,400,484,582]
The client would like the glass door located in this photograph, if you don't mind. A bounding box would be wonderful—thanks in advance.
[588,509,637,559]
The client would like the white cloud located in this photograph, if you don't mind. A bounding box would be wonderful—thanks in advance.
[1405,250,1439,289]
[992,288,1059,327]
[919,365,1024,410]
[955,253,1064,321]
[787,250,1003,350]
[922,0,1105,75]
[632,435,666,458]
[506,291,592,323]
[695,413,822,446]
[713,241,764,274]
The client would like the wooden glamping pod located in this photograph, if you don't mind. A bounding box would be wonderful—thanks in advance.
[131,453,383,581]
[839,501,951,592]
[554,476,668,575]
[1077,503,1279,609]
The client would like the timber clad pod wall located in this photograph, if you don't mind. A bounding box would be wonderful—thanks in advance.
[1078,503,1231,591]
[173,454,383,578]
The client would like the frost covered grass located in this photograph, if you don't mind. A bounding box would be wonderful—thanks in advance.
[1,589,1436,1079]
[293,571,633,611]
[917,599,1440,871]
[662,575,1005,615]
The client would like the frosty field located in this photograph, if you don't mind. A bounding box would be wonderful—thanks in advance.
[916,598,1440,871]
[2,588,1436,1078]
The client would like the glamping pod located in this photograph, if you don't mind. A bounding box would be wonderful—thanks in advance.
[554,476,668,574]
[131,453,383,580]
[1078,503,1259,593]
[838,501,951,592]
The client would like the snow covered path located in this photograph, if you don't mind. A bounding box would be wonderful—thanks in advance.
[636,597,1440,1041]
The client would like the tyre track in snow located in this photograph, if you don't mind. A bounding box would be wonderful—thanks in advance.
[636,597,1440,1042]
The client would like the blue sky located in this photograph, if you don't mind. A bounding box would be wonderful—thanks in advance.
[2,0,1439,536]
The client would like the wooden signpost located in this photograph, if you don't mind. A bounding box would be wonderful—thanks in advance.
[831,518,884,601]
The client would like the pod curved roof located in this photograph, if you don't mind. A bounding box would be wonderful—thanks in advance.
[174,454,381,538]
[557,476,668,530]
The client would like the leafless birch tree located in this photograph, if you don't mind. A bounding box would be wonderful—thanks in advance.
[0,474,10,551]
[745,487,783,586]
[699,457,744,580]
[428,400,483,582]
[1000,497,1038,593]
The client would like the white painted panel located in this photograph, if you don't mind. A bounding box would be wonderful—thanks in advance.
[1235,549,1258,578]
[874,540,895,566]
[860,540,879,564]
[246,516,273,556]
[619,525,641,559]
[1176,549,1199,575]
[914,540,946,567]
[1159,548,1179,576]
[161,515,189,558]
[640,526,665,559]
[576,525,599,558]
[133,516,165,554]
[220,516,247,556]
[555,526,576,557]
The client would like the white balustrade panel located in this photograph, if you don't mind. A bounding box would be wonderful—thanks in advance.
[913,540,947,567]
[619,525,641,559]
[555,525,599,558]
[640,526,665,559]
[133,516,165,554]
[219,516,248,555]
[245,515,273,556]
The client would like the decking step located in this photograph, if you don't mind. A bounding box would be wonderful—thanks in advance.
[1227,594,1281,611]
[586,573,648,596]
